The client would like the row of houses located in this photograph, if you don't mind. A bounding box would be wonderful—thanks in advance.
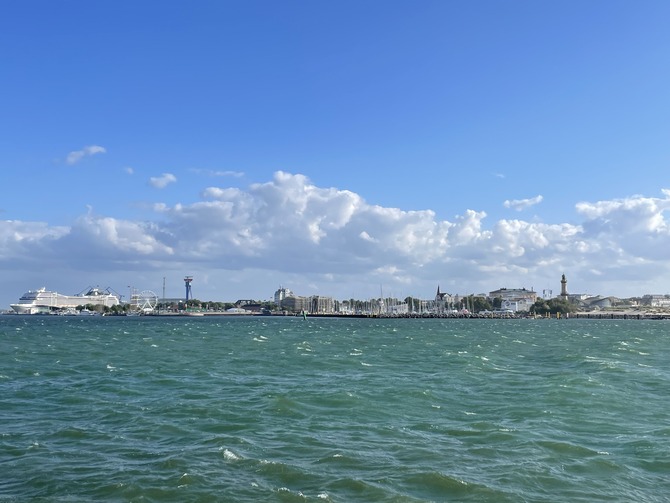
[273,286,540,315]
[272,282,670,315]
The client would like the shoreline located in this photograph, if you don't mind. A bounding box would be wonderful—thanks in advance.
[3,310,670,320]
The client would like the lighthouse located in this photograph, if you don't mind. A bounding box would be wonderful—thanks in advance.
[560,274,568,301]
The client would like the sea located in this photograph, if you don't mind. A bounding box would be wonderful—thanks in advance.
[1,315,669,503]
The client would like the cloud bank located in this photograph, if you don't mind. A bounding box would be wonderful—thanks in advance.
[2,172,670,302]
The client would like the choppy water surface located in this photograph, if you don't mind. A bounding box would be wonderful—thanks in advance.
[1,316,669,502]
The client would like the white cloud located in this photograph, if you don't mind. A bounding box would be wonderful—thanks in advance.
[66,213,175,256]
[0,220,69,248]
[191,168,245,178]
[3,174,670,304]
[149,173,177,189]
[66,145,106,165]
[503,195,544,211]
[575,191,670,261]
[576,193,670,233]
[125,167,134,175]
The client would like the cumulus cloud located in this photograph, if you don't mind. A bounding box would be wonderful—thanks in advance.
[575,191,670,261]
[576,193,670,233]
[66,145,106,165]
[0,220,69,245]
[3,174,670,302]
[0,220,69,266]
[65,213,175,257]
[149,173,177,189]
[504,195,544,211]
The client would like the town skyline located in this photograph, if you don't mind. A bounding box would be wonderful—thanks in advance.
[2,2,670,309]
[7,272,665,310]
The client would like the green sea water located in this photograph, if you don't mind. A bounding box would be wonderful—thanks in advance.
[1,315,669,502]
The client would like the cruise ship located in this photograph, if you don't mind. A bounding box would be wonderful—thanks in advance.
[10,287,120,314]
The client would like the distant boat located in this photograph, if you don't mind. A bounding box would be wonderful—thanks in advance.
[10,287,120,315]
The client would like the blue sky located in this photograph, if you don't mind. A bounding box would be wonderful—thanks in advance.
[2,0,670,307]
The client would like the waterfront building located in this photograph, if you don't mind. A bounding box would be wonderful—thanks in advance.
[486,287,537,313]
[274,287,293,306]
[234,299,262,313]
[281,295,309,313]
[310,295,334,314]
[488,287,537,302]
[642,294,670,308]
[501,297,534,312]
[579,296,615,310]
[488,287,537,303]
[434,286,453,314]
[566,293,591,303]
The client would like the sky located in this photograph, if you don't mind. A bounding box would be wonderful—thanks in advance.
[2,0,670,307]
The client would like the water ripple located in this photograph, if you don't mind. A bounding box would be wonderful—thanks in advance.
[1,316,669,502]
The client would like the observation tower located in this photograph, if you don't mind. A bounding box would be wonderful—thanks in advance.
[184,276,193,301]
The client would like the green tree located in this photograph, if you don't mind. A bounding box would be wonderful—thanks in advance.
[530,299,550,315]
[472,297,492,312]
[547,298,576,314]
[530,298,576,315]
[260,301,277,312]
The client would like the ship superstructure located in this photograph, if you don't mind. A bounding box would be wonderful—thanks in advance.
[10,287,120,314]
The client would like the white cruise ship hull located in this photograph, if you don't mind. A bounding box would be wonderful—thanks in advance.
[10,287,120,314]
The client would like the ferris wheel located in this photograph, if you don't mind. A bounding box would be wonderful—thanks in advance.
[135,290,158,313]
